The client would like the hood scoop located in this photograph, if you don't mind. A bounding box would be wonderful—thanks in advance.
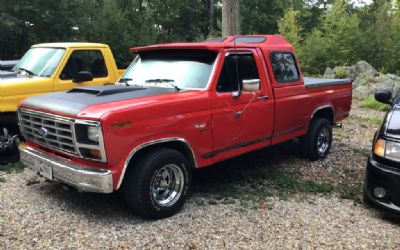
[68,85,146,96]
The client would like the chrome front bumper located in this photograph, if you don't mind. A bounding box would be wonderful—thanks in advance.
[19,144,113,193]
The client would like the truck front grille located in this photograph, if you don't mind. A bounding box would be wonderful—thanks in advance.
[18,109,77,155]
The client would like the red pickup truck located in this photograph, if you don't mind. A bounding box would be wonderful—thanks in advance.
[18,35,352,219]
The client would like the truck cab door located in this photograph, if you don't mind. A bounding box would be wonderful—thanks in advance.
[210,49,274,162]
[267,51,309,144]
[54,49,112,92]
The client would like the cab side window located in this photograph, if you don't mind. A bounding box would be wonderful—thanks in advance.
[270,52,300,83]
[217,53,260,92]
[60,50,108,80]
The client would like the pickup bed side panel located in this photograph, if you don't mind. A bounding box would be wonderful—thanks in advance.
[271,82,352,145]
[306,83,352,124]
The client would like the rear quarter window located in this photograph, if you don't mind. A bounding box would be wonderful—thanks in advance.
[270,52,300,83]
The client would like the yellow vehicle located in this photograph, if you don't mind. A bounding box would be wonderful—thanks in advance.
[0,43,125,163]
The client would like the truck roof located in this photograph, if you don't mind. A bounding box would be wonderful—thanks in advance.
[32,42,109,49]
[130,35,294,53]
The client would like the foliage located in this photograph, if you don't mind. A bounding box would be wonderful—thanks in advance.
[0,0,399,73]
[278,8,303,53]
[361,96,391,111]
[335,66,346,78]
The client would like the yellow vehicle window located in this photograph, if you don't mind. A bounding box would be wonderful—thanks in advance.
[13,48,65,77]
[60,50,108,80]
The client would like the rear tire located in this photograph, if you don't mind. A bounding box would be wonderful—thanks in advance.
[301,118,332,161]
[122,148,192,219]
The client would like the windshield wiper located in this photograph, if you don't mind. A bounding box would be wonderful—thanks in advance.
[145,79,181,91]
[118,78,133,86]
[17,67,35,76]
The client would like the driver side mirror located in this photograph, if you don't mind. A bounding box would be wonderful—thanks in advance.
[73,71,93,83]
[375,90,393,105]
[242,79,260,92]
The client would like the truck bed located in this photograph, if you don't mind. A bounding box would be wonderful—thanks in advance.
[304,77,351,88]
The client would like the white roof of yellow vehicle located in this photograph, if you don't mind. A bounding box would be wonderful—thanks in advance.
[32,42,109,48]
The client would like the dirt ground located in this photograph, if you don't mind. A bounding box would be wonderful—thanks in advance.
[1,101,400,249]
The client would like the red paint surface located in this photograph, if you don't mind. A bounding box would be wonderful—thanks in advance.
[21,35,352,190]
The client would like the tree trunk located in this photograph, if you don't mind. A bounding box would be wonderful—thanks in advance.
[209,0,214,35]
[222,0,240,36]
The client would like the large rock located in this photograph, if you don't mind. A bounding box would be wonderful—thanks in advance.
[324,61,399,99]
[324,61,378,81]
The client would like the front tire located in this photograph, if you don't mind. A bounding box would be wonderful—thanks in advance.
[301,118,332,161]
[122,148,192,219]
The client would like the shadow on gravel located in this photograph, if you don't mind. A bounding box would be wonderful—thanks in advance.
[36,142,304,220]
[40,183,146,222]
[192,142,301,188]
[190,142,336,205]
[33,141,347,221]
[369,209,400,226]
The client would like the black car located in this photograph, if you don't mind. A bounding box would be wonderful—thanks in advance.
[364,90,400,213]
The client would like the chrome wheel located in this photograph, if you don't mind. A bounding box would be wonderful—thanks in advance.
[151,164,185,207]
[317,127,331,155]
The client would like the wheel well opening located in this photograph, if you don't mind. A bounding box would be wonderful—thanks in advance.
[0,112,18,131]
[313,108,334,123]
[120,140,197,188]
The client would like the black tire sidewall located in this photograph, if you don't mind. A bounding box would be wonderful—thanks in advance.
[306,118,332,160]
[125,149,192,219]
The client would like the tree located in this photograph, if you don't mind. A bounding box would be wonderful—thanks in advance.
[300,0,362,73]
[278,8,303,52]
[222,0,240,36]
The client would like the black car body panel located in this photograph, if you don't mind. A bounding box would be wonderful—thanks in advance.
[365,156,400,212]
[364,97,400,213]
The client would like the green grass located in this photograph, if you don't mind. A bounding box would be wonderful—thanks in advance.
[352,114,382,128]
[361,96,390,111]
[0,162,26,173]
[193,165,335,207]
[352,147,370,157]
[368,118,382,126]
[337,182,363,204]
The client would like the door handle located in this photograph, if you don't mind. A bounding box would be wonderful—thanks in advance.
[258,95,269,100]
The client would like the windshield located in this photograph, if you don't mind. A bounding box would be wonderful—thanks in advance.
[120,50,218,90]
[12,48,65,77]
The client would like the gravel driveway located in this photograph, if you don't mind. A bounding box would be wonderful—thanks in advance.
[1,102,400,249]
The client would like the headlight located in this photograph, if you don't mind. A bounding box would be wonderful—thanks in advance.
[373,138,400,162]
[88,126,99,143]
[74,121,106,162]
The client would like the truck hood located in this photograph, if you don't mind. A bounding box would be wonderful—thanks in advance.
[21,85,178,117]
[0,75,48,97]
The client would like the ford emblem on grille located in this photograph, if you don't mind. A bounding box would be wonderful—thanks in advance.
[38,127,48,137]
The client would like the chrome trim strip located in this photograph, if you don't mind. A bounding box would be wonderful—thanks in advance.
[19,144,113,193]
[201,135,271,159]
[116,137,198,189]
[272,125,304,138]
[311,105,335,121]
[74,120,107,162]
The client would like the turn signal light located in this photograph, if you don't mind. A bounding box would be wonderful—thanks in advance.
[374,139,386,157]
[88,149,102,159]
